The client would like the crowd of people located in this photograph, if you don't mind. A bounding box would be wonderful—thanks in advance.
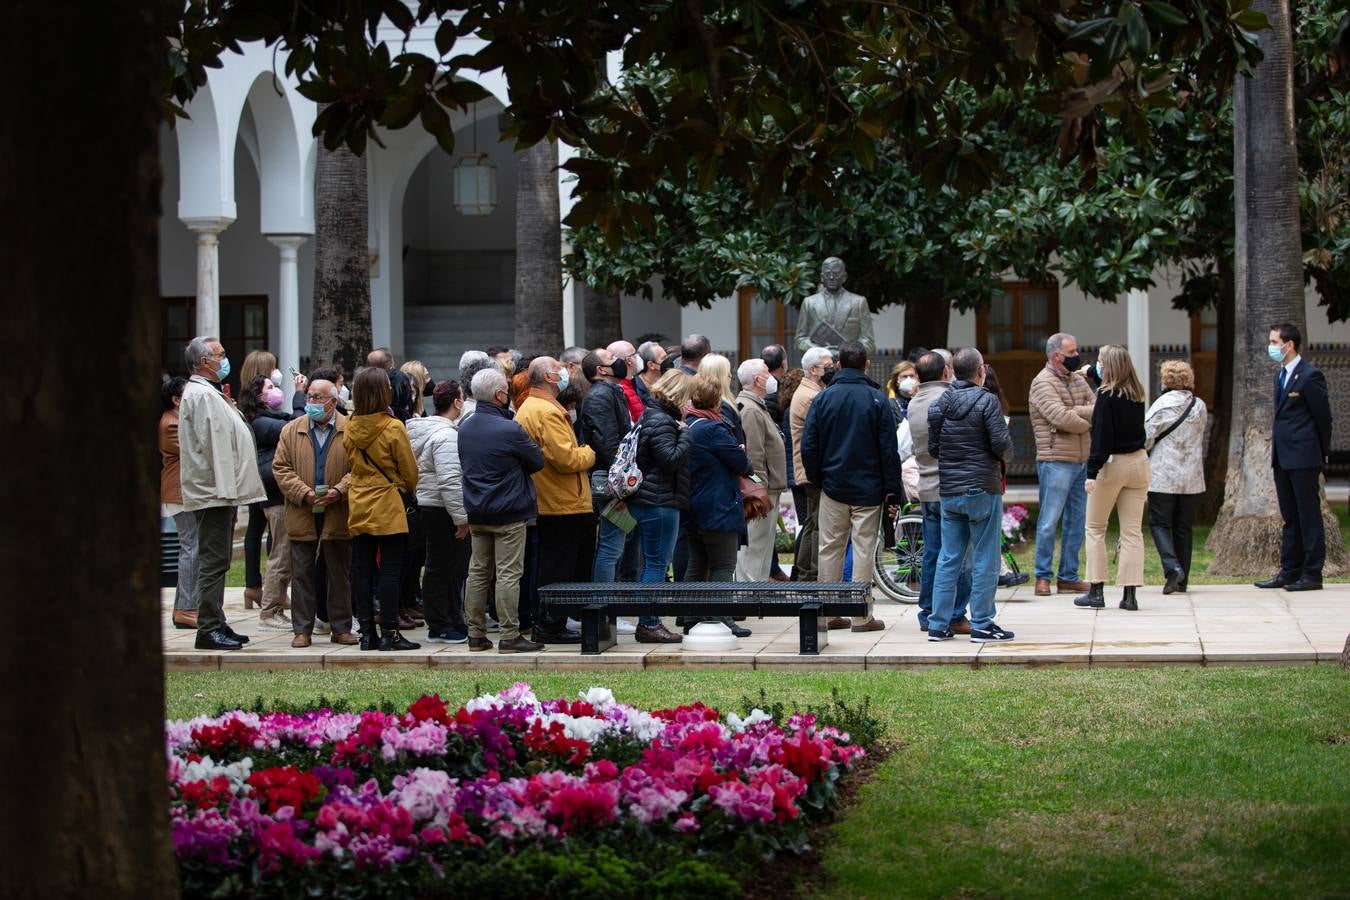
[157,319,1332,652]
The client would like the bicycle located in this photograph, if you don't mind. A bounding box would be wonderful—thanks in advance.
[873,504,1028,602]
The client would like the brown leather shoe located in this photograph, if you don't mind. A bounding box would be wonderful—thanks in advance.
[172,609,198,630]
[827,617,852,630]
[468,637,493,652]
[850,619,885,633]
[1057,580,1090,594]
[291,633,311,648]
[1034,578,1052,596]
[330,632,359,645]
[397,613,418,630]
[950,617,972,636]
[636,623,682,643]
[498,635,544,653]
[243,587,262,610]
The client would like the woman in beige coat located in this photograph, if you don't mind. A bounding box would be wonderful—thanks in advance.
[343,367,420,651]
[1145,360,1208,594]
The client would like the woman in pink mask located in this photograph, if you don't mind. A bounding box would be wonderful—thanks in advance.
[239,374,297,630]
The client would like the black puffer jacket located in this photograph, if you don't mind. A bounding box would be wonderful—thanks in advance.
[250,409,292,506]
[580,380,631,472]
[632,399,693,509]
[926,380,1011,497]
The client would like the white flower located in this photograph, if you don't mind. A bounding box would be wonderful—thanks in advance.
[726,708,773,733]
[580,686,617,711]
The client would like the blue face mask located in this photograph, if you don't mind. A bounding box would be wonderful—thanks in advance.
[216,356,231,380]
[1094,362,1103,380]
[555,368,570,391]
[305,402,329,422]
[1267,344,1285,363]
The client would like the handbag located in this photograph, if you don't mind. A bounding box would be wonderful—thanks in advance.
[740,473,773,521]
[359,448,418,517]
[1147,395,1197,455]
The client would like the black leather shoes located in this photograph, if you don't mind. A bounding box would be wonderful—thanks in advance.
[378,630,421,651]
[195,628,243,650]
[1285,577,1323,592]
[1073,583,1105,608]
[1163,569,1183,595]
[358,621,379,651]
[1254,574,1296,589]
[532,626,582,643]
[1120,586,1138,611]
[221,625,250,644]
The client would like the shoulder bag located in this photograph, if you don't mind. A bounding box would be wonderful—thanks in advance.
[359,448,419,517]
[1147,395,1197,455]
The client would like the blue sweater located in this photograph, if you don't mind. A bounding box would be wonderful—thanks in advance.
[685,414,751,534]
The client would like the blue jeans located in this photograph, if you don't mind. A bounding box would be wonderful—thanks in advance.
[918,500,970,627]
[929,490,1002,633]
[631,503,680,627]
[1035,461,1087,582]
[592,514,627,582]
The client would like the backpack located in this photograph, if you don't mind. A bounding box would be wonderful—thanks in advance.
[607,419,644,498]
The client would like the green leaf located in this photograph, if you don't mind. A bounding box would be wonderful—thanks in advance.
[1142,2,1188,27]
[1232,9,1269,31]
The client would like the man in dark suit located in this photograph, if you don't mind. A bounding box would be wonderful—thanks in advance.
[1256,323,1333,591]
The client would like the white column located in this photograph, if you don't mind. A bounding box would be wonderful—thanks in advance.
[182,216,234,338]
[267,235,308,378]
[1126,287,1150,398]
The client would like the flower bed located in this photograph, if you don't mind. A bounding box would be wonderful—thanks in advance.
[168,684,866,897]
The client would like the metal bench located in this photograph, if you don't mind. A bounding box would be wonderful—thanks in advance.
[538,581,871,655]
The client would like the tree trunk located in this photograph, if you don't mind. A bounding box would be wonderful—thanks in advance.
[310,129,371,380]
[584,284,623,349]
[1196,259,1235,523]
[0,2,178,897]
[1207,0,1349,577]
[514,139,564,355]
[903,293,951,353]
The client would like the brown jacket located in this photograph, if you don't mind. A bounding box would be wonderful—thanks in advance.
[273,413,354,541]
[515,390,596,516]
[790,377,822,485]
[737,390,787,492]
[1028,365,1096,463]
[159,410,182,505]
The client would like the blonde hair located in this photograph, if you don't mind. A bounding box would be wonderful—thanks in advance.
[1159,359,1195,392]
[240,350,278,390]
[651,369,693,410]
[698,353,736,404]
[401,360,429,415]
[1096,345,1144,402]
[888,361,916,397]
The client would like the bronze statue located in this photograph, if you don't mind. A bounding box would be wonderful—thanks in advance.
[794,257,875,355]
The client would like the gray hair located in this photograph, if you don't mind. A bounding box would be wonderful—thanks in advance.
[1046,333,1076,358]
[310,378,339,399]
[471,367,508,402]
[459,350,492,384]
[952,347,984,380]
[934,348,953,365]
[637,340,664,366]
[737,357,767,386]
[560,346,587,366]
[802,346,832,370]
[184,336,217,372]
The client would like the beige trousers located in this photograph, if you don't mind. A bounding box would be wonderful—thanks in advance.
[736,490,780,581]
[466,521,526,641]
[817,493,880,624]
[1086,449,1151,587]
[260,504,292,617]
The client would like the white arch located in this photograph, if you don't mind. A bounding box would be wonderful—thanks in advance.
[244,70,315,234]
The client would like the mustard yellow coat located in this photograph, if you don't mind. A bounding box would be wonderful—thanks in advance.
[515,392,596,516]
[342,413,418,535]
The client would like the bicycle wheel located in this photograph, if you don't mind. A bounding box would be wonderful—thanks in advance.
[873,511,924,603]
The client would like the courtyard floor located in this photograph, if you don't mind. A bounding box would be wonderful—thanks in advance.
[162,583,1349,672]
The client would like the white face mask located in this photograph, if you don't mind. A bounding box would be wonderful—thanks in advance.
[338,385,350,404]
[567,408,578,423]
[898,376,917,397]
[765,375,778,395]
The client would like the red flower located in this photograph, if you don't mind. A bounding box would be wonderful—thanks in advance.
[407,694,451,725]
[190,717,259,753]
[651,702,721,723]
[523,720,590,766]
[246,765,323,813]
[772,732,827,782]
[178,775,235,809]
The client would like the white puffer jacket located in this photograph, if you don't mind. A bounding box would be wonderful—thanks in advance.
[1144,390,1207,495]
[405,414,468,524]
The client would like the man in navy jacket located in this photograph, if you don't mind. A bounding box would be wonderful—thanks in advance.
[802,341,901,632]
[1256,323,1333,591]
[458,367,546,651]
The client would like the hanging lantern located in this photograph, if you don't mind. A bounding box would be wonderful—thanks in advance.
[452,104,497,216]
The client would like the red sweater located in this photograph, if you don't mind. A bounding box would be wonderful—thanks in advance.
[619,378,645,421]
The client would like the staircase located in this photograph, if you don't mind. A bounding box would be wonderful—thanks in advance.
[404,304,515,381]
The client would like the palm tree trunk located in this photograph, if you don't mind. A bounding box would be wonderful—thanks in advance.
[514,139,564,355]
[1196,258,1234,523]
[0,1,178,895]
[1207,0,1349,576]
[310,128,371,380]
[584,284,623,349]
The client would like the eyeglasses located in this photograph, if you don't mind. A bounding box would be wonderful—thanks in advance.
[305,394,330,403]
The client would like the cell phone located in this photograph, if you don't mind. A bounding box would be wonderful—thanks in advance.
[289,367,300,377]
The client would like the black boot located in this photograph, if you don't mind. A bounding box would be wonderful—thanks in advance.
[379,629,421,651]
[1073,583,1105,608]
[358,620,379,651]
[1120,586,1138,611]
[721,616,752,638]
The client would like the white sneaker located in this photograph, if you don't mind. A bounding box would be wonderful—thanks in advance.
[615,618,637,634]
[566,618,583,631]
[258,613,292,631]
[313,619,331,635]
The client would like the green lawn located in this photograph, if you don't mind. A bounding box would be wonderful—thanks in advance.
[165,667,1350,898]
